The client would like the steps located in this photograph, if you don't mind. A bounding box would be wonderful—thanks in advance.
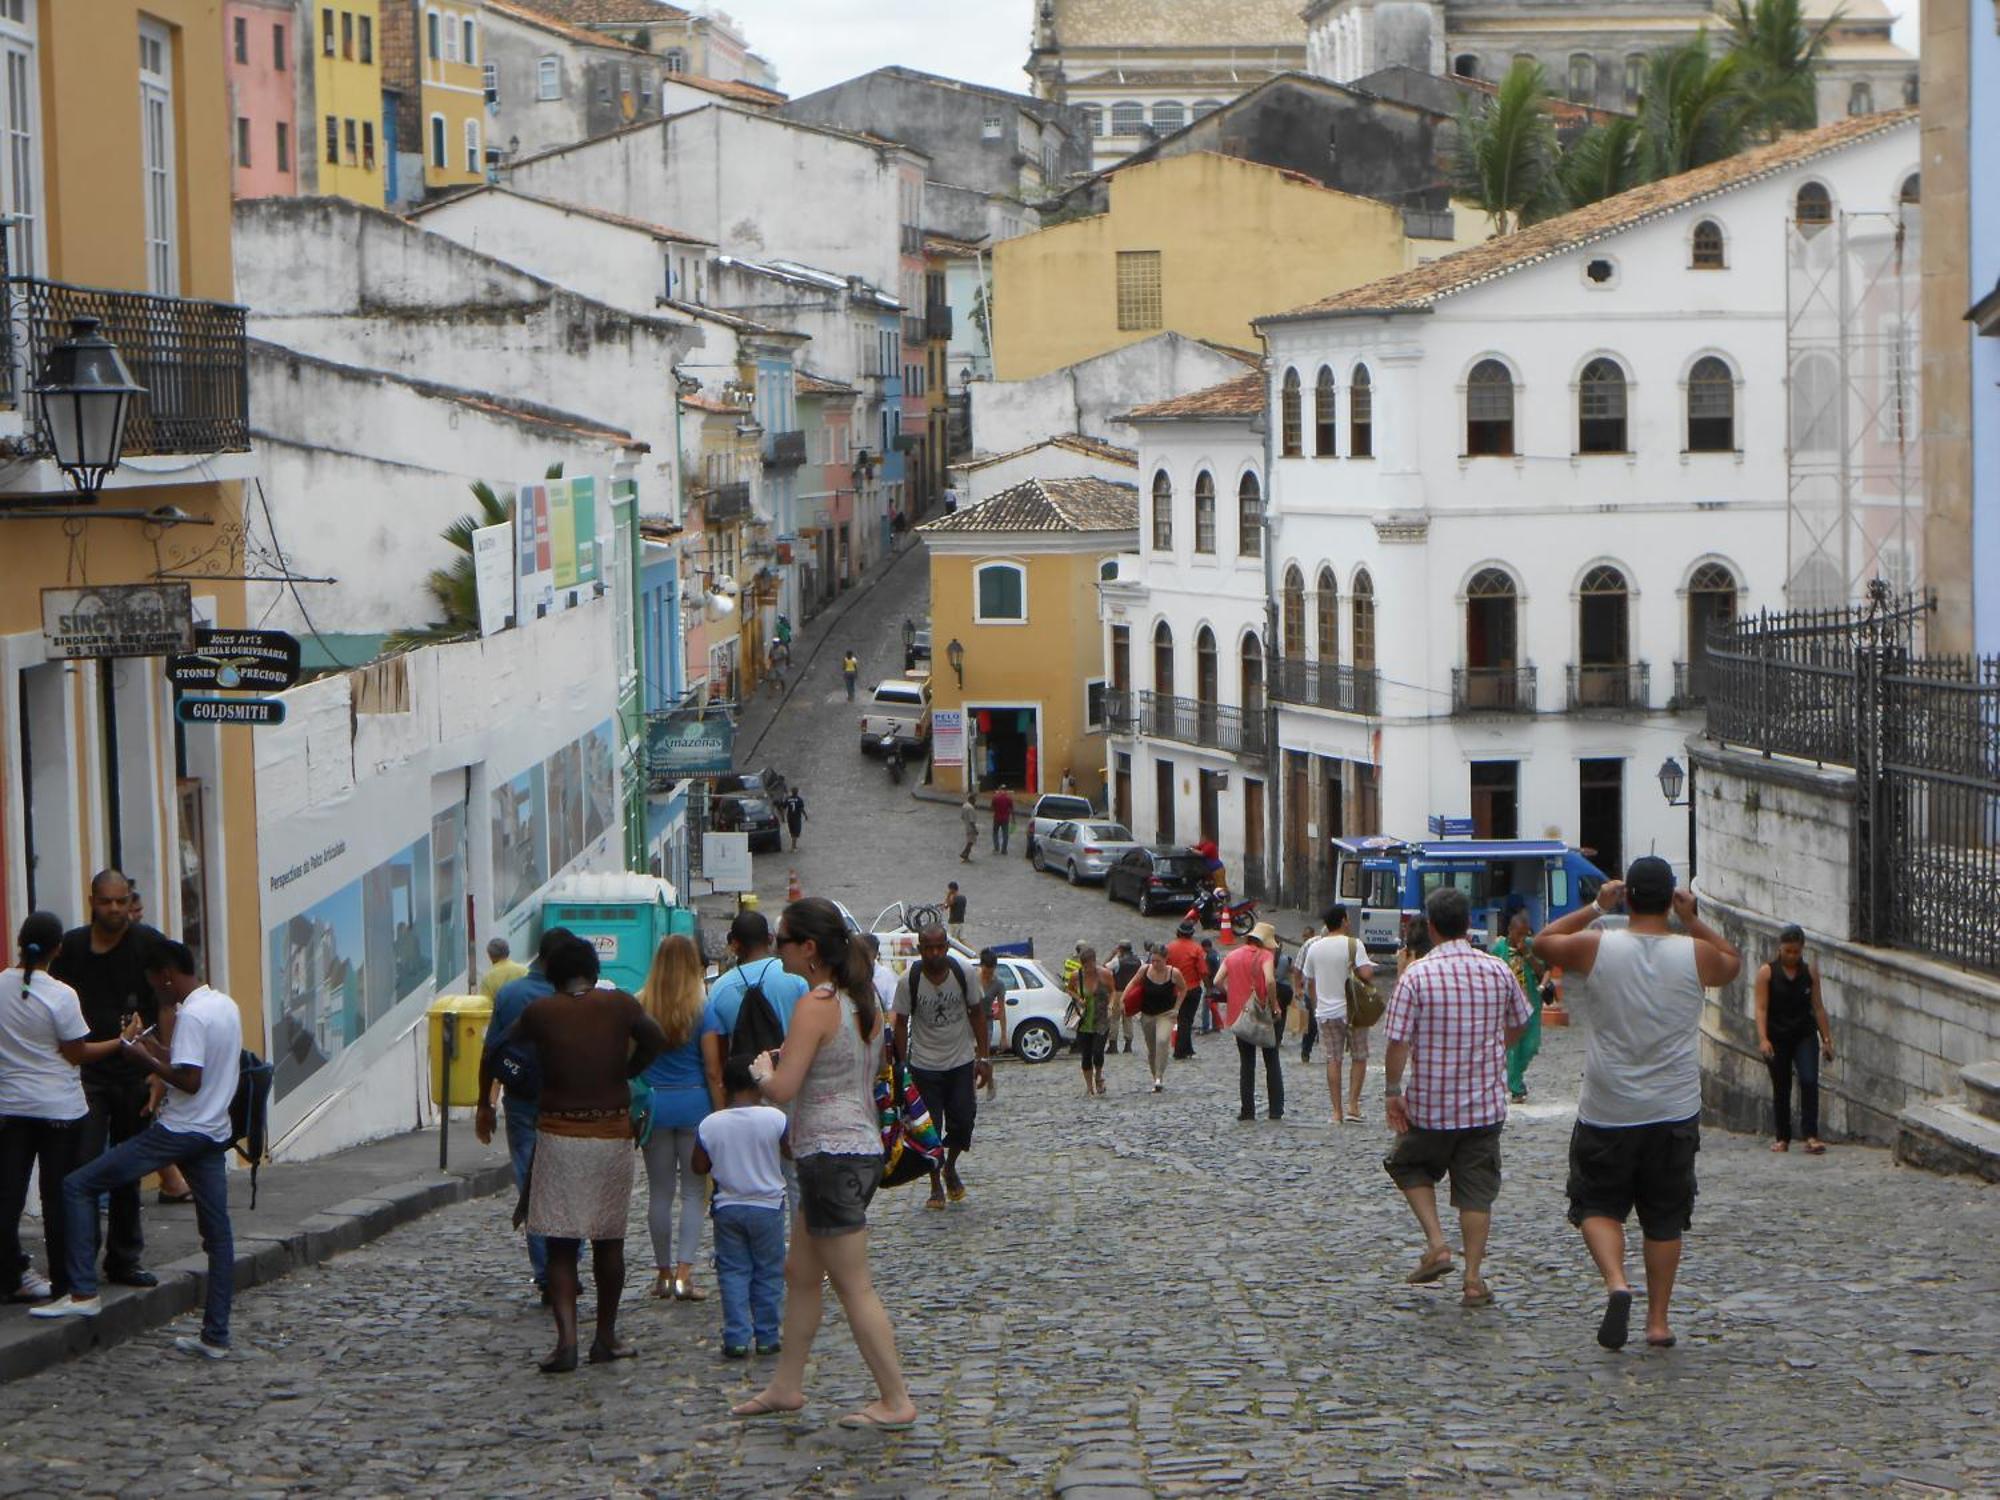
[1895,1060,2000,1183]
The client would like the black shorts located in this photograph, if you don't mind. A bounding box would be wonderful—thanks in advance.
[910,1062,978,1153]
[1382,1123,1504,1211]
[1565,1115,1701,1241]
[794,1152,880,1238]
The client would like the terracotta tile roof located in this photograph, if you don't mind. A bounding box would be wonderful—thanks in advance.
[798,371,855,396]
[1198,339,1265,368]
[506,0,690,24]
[1267,109,1916,323]
[666,72,788,107]
[1122,372,1264,421]
[950,434,1138,473]
[679,392,749,416]
[918,477,1138,535]
[484,0,650,52]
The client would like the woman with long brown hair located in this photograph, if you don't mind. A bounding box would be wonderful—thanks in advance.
[639,933,724,1301]
[733,897,917,1431]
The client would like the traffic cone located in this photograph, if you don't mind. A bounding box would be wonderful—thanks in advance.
[786,869,802,903]
[1218,903,1236,946]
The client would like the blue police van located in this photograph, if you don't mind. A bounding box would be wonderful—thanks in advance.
[1331,835,1609,951]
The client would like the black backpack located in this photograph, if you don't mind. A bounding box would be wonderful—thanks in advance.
[228,1048,276,1209]
[727,959,789,1065]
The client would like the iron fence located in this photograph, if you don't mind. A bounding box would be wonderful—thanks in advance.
[1452,665,1536,714]
[1566,661,1650,711]
[701,482,751,523]
[4,275,250,455]
[1134,690,1267,758]
[1270,658,1380,717]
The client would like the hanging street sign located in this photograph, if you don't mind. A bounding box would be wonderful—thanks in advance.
[168,628,303,691]
[176,696,287,727]
[42,583,194,660]
[1428,815,1477,838]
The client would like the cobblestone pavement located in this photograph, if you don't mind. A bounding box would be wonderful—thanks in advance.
[5,546,1994,1496]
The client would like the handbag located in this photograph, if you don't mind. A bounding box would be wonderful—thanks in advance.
[1227,952,1278,1049]
[629,1077,655,1148]
[1345,936,1385,1029]
[874,1055,945,1189]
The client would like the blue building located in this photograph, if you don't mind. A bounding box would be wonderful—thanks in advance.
[638,521,689,890]
[876,306,905,559]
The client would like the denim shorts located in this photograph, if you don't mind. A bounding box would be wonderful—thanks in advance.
[794,1152,881,1238]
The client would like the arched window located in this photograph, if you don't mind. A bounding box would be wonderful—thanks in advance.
[1691,218,1725,268]
[1453,53,1479,79]
[1349,364,1373,457]
[1351,569,1376,672]
[1466,359,1515,456]
[1196,626,1218,703]
[1193,470,1216,554]
[1240,633,1264,716]
[1576,564,1631,704]
[1282,565,1306,660]
[1623,53,1645,106]
[1314,367,1336,457]
[1789,352,1839,453]
[1464,567,1520,708]
[974,561,1027,622]
[1280,368,1303,457]
[1795,181,1832,230]
[1193,98,1223,120]
[1578,358,1627,453]
[1899,173,1921,205]
[1150,469,1173,550]
[1152,100,1185,133]
[1683,561,1738,702]
[1847,80,1873,116]
[1567,52,1596,103]
[1153,620,1174,694]
[1686,356,1735,452]
[1237,472,1263,557]
[1316,567,1339,666]
[1110,101,1145,136]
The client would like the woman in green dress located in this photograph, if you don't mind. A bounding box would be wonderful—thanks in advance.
[1067,946,1115,1097]
[1491,910,1545,1103]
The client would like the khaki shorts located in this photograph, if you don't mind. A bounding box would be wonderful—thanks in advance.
[1382,1123,1504,1212]
[1317,1017,1371,1061]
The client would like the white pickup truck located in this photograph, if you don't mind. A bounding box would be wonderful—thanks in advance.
[858,675,932,755]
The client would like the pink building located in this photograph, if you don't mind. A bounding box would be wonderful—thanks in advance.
[224,0,299,199]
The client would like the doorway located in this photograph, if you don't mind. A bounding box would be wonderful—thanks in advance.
[1114,752,1132,828]
[1353,761,1381,835]
[1198,769,1221,847]
[1285,750,1309,898]
[1154,757,1175,842]
[1470,760,1520,838]
[1243,778,1265,894]
[968,705,1039,792]
[1578,758,1625,875]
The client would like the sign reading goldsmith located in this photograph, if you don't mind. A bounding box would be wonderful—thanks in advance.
[42,584,195,661]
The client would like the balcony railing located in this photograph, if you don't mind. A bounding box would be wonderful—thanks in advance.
[1270,658,1380,717]
[1134,690,1267,758]
[902,316,925,347]
[701,481,752,523]
[1105,686,1135,732]
[925,303,953,341]
[900,224,922,256]
[1567,661,1650,711]
[1669,659,1717,709]
[1452,665,1538,714]
[2,275,250,456]
[762,430,805,468]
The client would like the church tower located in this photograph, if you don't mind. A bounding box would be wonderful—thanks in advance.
[1304,0,1447,84]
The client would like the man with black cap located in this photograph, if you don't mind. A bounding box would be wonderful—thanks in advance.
[1164,920,1207,1059]
[1534,856,1741,1352]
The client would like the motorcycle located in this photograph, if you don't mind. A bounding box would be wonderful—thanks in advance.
[1187,885,1258,933]
[882,732,904,785]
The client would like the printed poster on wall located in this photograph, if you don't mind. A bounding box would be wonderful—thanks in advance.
[931,709,965,769]
[472,521,515,636]
[516,483,554,620]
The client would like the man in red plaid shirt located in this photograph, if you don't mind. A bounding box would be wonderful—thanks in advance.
[1380,886,1531,1308]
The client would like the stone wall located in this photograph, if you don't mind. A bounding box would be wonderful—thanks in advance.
[1693,743,2000,1145]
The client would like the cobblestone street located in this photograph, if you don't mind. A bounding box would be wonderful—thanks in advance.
[4,544,1994,1497]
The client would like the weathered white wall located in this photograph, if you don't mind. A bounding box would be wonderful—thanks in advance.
[969,333,1254,456]
[412,189,683,317]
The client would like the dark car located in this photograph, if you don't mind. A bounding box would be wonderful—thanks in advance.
[713,766,789,802]
[1104,846,1208,915]
[712,793,784,854]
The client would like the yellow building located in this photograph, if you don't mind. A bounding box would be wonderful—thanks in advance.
[919,478,1138,799]
[419,0,486,190]
[990,152,1411,381]
[0,2,261,1030]
[310,1,386,205]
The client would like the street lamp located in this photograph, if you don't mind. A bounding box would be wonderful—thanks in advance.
[946,636,964,687]
[33,317,145,503]
[1657,756,1688,807]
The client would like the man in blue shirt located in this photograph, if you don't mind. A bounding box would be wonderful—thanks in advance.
[706,912,809,1037]
[482,926,572,1298]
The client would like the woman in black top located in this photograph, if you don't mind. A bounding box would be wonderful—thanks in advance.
[1754,924,1835,1154]
[1121,945,1185,1094]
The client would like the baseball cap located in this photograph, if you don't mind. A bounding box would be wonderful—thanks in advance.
[1624,855,1676,908]
[1175,919,1195,938]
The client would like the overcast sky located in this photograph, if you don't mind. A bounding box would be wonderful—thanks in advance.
[713,0,1037,98]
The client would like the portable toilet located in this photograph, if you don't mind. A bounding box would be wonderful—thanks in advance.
[541,872,683,992]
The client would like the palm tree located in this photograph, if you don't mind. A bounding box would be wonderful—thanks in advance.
[384,480,513,650]
[1725,0,1837,137]
[1635,40,1751,182]
[1451,60,1562,236]
[1557,116,1644,210]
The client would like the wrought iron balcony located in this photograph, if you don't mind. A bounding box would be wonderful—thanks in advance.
[1105,686,1135,732]
[1669,659,1715,709]
[1270,658,1380,717]
[700,481,752,523]
[1,275,250,456]
[1452,665,1538,714]
[925,303,953,341]
[762,430,806,469]
[1567,661,1650,711]
[1133,690,1267,759]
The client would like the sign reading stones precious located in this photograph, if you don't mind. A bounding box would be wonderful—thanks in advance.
[42,584,194,660]
[176,696,287,727]
[168,628,303,691]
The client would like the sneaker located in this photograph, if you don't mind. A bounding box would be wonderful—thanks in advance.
[174,1335,229,1360]
[29,1295,101,1319]
[755,1342,782,1357]
[8,1271,53,1303]
[722,1345,750,1360]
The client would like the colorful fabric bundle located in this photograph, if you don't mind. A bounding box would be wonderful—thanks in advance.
[875,1056,945,1189]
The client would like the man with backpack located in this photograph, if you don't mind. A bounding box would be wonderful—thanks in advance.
[481,926,573,1299]
[892,925,992,1210]
[704,913,810,1213]
[32,940,242,1359]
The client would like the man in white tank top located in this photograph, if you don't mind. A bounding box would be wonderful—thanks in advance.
[1534,856,1741,1352]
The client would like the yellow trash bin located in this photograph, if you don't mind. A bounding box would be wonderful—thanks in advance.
[428,995,492,1108]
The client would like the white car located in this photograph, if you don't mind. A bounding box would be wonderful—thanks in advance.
[984,955,1074,1063]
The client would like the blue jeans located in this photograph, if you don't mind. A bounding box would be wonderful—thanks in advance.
[711,1203,785,1350]
[63,1122,232,1347]
[504,1102,548,1286]
[992,821,1010,854]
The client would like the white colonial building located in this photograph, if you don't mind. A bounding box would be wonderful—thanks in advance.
[1243,109,1918,912]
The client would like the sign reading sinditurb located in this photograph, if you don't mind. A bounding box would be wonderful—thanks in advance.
[176,696,287,727]
[42,583,194,660]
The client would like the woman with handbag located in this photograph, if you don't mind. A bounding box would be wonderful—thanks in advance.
[1221,923,1283,1122]
[1066,946,1115,1097]
[1121,945,1185,1093]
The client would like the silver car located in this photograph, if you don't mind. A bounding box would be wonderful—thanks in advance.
[1032,819,1141,884]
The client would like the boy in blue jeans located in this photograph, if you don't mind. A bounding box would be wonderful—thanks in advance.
[693,1060,791,1358]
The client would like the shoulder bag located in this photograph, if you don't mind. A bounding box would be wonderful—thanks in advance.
[1227,953,1279,1050]
[1345,936,1385,1029]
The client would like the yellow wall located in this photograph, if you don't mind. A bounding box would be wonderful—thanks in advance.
[313,1,386,206]
[928,544,1113,797]
[420,0,486,189]
[992,153,1410,381]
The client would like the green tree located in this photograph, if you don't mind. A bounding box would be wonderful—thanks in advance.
[1451,59,1562,236]
[1557,116,1643,209]
[384,479,514,651]
[1635,40,1751,181]
[1724,0,1837,137]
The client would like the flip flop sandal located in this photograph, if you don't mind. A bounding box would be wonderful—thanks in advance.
[156,1190,195,1205]
[1597,1290,1633,1350]
[732,1396,802,1419]
[1461,1281,1495,1308]
[837,1411,916,1432]
[1647,1334,1678,1348]
[947,1184,968,1203]
[1804,1141,1827,1155]
[537,1346,578,1375]
[588,1342,638,1363]
[1406,1251,1454,1285]
[924,1197,948,1212]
